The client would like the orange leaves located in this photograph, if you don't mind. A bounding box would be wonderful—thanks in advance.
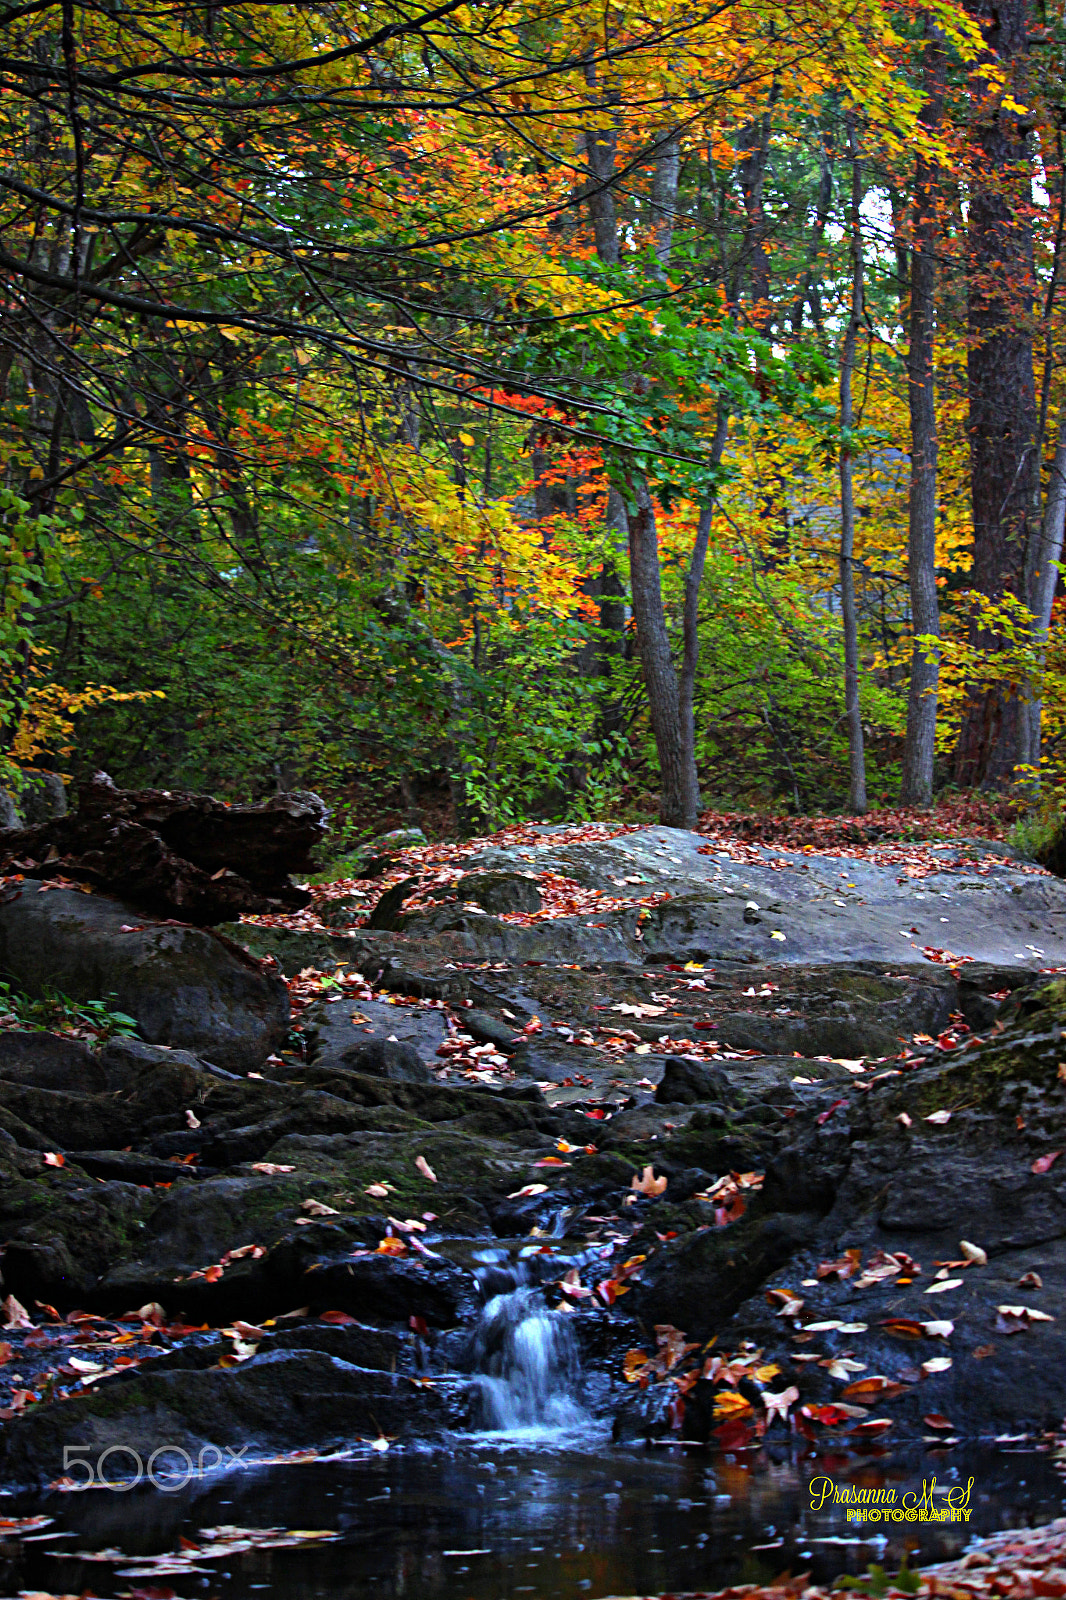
[630,1164,667,1197]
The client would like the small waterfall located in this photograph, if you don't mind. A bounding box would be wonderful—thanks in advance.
[469,1283,586,1436]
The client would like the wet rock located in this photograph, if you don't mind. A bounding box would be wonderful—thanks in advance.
[367,876,421,931]
[655,1058,731,1105]
[326,1038,432,1083]
[0,1348,471,1488]
[306,997,446,1068]
[0,888,289,1070]
[463,1010,522,1052]
[0,1031,104,1093]
[430,872,542,915]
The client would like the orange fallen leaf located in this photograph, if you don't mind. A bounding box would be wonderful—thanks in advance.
[630,1165,668,1197]
[42,1152,64,1168]
[923,1412,955,1430]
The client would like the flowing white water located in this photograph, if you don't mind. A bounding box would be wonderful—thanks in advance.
[469,1283,587,1438]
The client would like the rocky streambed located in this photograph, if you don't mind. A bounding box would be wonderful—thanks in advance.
[0,822,1064,1501]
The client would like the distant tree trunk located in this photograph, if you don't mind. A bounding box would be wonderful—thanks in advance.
[738,102,775,333]
[628,479,695,827]
[956,0,1037,787]
[839,112,867,815]
[1018,129,1066,782]
[650,131,681,274]
[1019,419,1066,773]
[901,21,946,808]
[678,403,730,813]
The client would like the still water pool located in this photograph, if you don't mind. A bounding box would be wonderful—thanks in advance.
[4,1439,1064,1600]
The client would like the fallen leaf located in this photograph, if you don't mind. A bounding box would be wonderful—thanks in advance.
[301,1198,339,1216]
[534,1157,570,1167]
[923,1412,955,1430]
[42,1152,64,1168]
[841,1377,909,1400]
[1018,1270,1043,1289]
[924,1278,963,1294]
[630,1165,668,1197]
[1032,1151,1062,1174]
[364,1184,391,1198]
[960,1240,987,1265]
[251,1163,295,1175]
[507,1184,548,1199]
[1,1295,33,1329]
[922,1320,954,1338]
[376,1237,406,1256]
[185,1109,201,1130]
[897,1112,913,1128]
[761,1385,799,1424]
[849,1417,894,1436]
[415,1156,437,1183]
[925,1109,952,1125]
[921,1357,952,1374]
[714,1390,754,1419]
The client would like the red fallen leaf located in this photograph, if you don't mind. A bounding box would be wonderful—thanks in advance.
[801,1404,855,1427]
[584,1108,606,1120]
[320,1310,358,1325]
[665,1395,686,1430]
[881,1317,925,1339]
[409,1315,429,1336]
[522,1016,543,1033]
[42,1152,64,1167]
[202,1264,224,1283]
[712,1416,755,1449]
[1032,1151,1062,1174]
[849,1417,894,1436]
[923,1412,955,1430]
[817,1099,849,1126]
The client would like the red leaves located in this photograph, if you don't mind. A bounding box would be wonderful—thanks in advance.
[1032,1151,1063,1174]
[816,1098,849,1126]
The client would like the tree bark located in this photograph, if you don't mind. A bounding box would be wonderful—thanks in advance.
[628,479,693,827]
[900,20,946,808]
[839,112,867,815]
[1019,419,1066,772]
[956,0,1037,787]
[650,131,681,274]
[678,403,730,815]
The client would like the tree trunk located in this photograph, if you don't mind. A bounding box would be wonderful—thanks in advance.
[839,113,867,815]
[650,131,681,274]
[1019,419,1066,772]
[900,20,946,808]
[956,0,1037,787]
[628,479,694,827]
[678,403,730,814]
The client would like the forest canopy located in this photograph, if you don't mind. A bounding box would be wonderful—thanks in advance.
[2,0,1064,837]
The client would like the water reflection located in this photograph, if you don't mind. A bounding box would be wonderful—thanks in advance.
[5,1441,1065,1600]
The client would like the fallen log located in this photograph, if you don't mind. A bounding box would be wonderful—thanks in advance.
[0,772,329,923]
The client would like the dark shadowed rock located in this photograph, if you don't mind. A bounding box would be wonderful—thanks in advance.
[431,872,542,914]
[655,1058,731,1104]
[0,887,289,1070]
[329,1038,432,1083]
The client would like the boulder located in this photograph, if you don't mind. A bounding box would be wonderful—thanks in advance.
[430,872,542,915]
[655,1058,731,1105]
[0,887,289,1070]
[325,1038,432,1083]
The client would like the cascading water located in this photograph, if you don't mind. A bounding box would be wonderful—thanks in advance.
[468,1267,587,1437]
